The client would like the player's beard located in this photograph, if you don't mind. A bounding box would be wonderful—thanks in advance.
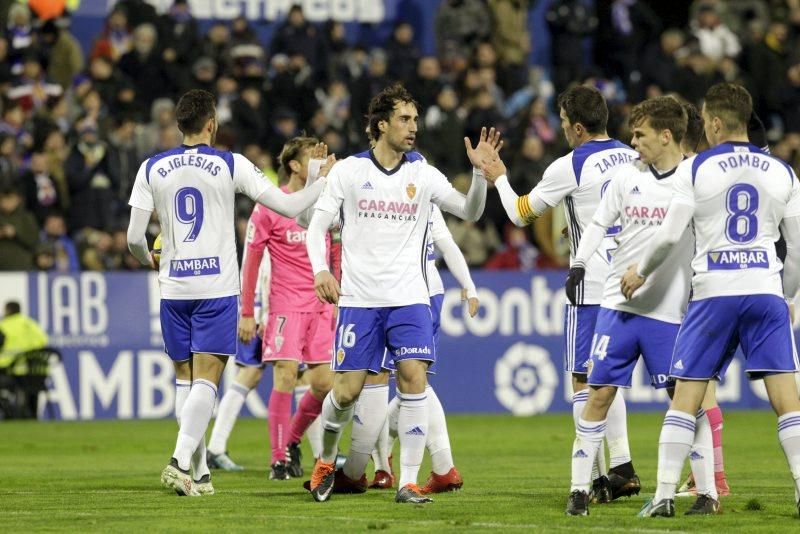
[389,135,414,153]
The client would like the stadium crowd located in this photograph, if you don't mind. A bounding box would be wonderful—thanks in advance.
[0,0,800,272]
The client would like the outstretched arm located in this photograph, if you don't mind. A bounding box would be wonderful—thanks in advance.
[256,178,326,218]
[437,167,488,221]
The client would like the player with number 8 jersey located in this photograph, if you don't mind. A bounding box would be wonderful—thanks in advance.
[126,90,326,498]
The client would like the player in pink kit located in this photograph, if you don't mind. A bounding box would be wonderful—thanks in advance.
[238,137,337,480]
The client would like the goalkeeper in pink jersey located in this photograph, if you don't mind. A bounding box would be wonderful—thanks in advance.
[235,137,338,480]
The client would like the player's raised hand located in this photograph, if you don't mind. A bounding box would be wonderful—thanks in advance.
[238,315,257,343]
[464,127,503,168]
[310,142,328,160]
[479,152,507,183]
[319,154,337,177]
[314,270,342,305]
[461,288,479,317]
[620,264,646,300]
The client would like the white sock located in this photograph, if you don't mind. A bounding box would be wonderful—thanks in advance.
[191,434,210,479]
[777,411,800,498]
[572,390,603,480]
[372,418,392,473]
[306,416,323,459]
[605,392,631,468]
[175,379,191,425]
[294,384,310,407]
[690,409,717,500]
[319,393,353,464]
[655,410,696,502]
[207,381,250,455]
[344,384,388,480]
[426,385,454,475]
[570,418,606,493]
[387,395,400,439]
[172,379,218,471]
[397,391,428,488]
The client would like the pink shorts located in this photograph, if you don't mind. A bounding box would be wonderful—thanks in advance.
[262,309,334,364]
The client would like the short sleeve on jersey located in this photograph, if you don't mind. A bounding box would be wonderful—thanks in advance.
[531,155,576,207]
[128,160,154,211]
[670,160,695,208]
[315,163,345,214]
[785,173,800,218]
[233,153,272,200]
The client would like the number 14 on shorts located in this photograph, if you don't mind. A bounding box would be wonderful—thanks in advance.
[591,334,610,361]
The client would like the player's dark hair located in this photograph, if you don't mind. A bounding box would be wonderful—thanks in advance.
[279,136,319,174]
[367,83,419,142]
[628,96,687,144]
[557,85,608,134]
[681,102,706,153]
[703,83,752,133]
[4,301,21,316]
[175,89,216,136]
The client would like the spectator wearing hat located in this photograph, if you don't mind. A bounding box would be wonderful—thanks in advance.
[4,3,34,77]
[0,186,39,270]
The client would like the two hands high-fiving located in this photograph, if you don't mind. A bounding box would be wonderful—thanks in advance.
[464,127,506,183]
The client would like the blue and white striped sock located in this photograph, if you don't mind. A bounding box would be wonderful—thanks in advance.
[570,417,606,493]
[777,411,800,498]
[655,410,696,502]
[690,408,717,500]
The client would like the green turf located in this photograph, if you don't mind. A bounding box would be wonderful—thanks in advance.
[1,411,797,532]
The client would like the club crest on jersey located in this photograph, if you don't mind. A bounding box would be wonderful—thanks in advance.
[707,249,768,270]
[406,183,416,200]
[275,335,284,351]
[336,348,345,366]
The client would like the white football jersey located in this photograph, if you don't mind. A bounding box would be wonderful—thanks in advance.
[129,144,271,300]
[426,205,451,297]
[314,150,457,307]
[594,159,693,323]
[672,142,800,300]
[533,139,638,305]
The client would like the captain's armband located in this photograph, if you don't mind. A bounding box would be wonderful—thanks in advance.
[516,194,538,225]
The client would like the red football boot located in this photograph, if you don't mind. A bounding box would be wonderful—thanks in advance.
[420,467,463,494]
[332,468,367,494]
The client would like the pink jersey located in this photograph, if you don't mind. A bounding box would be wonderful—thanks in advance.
[241,187,331,315]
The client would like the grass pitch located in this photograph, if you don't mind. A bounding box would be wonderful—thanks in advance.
[1,411,798,532]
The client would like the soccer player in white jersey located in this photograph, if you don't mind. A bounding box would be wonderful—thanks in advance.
[483,85,640,499]
[620,83,800,517]
[304,84,492,503]
[126,89,325,497]
[562,97,718,516]
[371,204,479,493]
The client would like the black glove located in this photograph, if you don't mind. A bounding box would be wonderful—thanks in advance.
[565,266,585,306]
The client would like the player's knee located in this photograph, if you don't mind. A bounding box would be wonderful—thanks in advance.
[586,387,615,416]
[272,360,299,391]
[332,387,358,407]
[237,366,263,389]
[309,372,333,396]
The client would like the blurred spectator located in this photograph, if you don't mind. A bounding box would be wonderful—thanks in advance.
[231,84,268,149]
[0,101,32,151]
[485,225,538,270]
[533,208,570,268]
[447,217,501,267]
[0,186,39,270]
[87,56,133,116]
[201,22,232,73]
[317,79,352,131]
[270,6,325,81]
[215,74,238,125]
[782,62,800,134]
[39,20,85,90]
[229,15,259,47]
[511,97,558,151]
[489,0,531,94]
[546,0,598,93]
[20,151,67,223]
[40,211,79,271]
[28,0,67,21]
[322,21,350,82]
[418,86,466,177]
[510,135,551,191]
[158,0,200,73]
[7,55,64,114]
[691,1,741,62]
[0,301,48,372]
[435,0,491,59]
[595,0,661,97]
[387,22,421,82]
[464,87,504,143]
[117,23,172,110]
[407,56,444,111]
[76,228,117,270]
[91,7,132,62]
[65,122,117,231]
[0,36,12,92]
[114,0,160,29]
[641,29,686,94]
[4,3,34,76]
[741,20,793,122]
[105,115,139,203]
[136,98,174,157]
[0,133,20,185]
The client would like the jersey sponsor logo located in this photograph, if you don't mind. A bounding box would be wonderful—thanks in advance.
[356,198,419,221]
[156,154,221,178]
[168,256,221,277]
[394,346,432,357]
[717,152,770,173]
[707,249,768,270]
[406,183,416,200]
[285,229,307,243]
[593,152,635,174]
